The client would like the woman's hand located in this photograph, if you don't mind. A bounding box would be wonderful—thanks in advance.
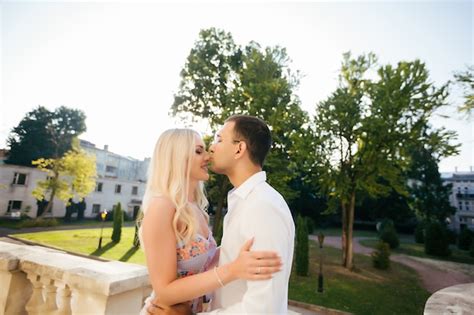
[228,238,282,281]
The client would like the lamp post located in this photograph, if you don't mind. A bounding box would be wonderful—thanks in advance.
[98,210,107,249]
[317,232,325,293]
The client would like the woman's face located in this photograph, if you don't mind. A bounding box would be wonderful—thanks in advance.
[190,134,210,182]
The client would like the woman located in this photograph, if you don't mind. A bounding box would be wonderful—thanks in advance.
[139,129,282,314]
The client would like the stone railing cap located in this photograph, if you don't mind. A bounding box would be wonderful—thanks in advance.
[0,240,150,295]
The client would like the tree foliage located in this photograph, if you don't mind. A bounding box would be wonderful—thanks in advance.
[172,28,309,235]
[6,106,86,166]
[453,65,474,116]
[312,52,459,269]
[32,140,97,216]
[407,145,456,223]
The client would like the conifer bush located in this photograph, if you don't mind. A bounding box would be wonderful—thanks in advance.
[424,222,451,256]
[457,228,473,250]
[111,202,123,243]
[372,241,390,270]
[295,215,309,276]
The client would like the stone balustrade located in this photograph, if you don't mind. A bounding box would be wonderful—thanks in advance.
[424,283,474,315]
[0,240,152,315]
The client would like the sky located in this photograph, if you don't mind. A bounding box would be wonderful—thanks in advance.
[1,0,473,172]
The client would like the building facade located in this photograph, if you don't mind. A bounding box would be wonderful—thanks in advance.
[0,141,149,219]
[444,172,474,231]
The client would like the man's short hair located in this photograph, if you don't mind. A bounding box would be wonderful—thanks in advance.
[225,115,272,167]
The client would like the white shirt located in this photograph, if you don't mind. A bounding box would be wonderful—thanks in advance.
[206,171,295,314]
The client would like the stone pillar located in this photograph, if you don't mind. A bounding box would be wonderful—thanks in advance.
[0,252,31,315]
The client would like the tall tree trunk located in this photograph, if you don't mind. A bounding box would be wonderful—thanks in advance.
[345,192,356,270]
[41,188,56,218]
[341,202,347,266]
[40,171,59,218]
[213,179,230,242]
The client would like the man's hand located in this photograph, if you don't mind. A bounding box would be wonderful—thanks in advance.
[146,300,192,315]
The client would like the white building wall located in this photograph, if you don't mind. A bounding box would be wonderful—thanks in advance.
[0,164,66,217]
[85,178,146,219]
[0,166,146,219]
[444,172,474,231]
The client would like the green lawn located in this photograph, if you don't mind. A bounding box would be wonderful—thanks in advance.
[289,241,430,315]
[13,227,431,314]
[360,239,474,265]
[14,227,146,265]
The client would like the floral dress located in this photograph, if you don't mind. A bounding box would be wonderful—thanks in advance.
[141,231,218,314]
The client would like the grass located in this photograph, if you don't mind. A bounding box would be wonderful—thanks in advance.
[289,241,430,315]
[14,227,145,265]
[13,227,431,314]
[360,239,474,265]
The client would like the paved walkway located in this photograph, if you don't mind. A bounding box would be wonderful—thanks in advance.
[311,235,474,293]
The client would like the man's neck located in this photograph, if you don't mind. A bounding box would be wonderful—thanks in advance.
[227,164,262,188]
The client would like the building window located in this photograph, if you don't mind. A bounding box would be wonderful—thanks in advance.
[95,182,103,192]
[115,184,122,194]
[106,165,117,173]
[92,204,101,214]
[132,186,138,195]
[12,172,27,185]
[466,202,470,211]
[459,202,463,211]
[7,200,22,212]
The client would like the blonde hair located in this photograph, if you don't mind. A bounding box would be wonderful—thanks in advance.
[139,128,209,246]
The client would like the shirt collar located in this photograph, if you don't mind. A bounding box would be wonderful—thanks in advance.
[229,171,267,200]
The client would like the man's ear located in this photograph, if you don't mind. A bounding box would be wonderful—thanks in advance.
[235,141,246,158]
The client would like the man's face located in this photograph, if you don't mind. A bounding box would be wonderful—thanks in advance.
[209,121,240,174]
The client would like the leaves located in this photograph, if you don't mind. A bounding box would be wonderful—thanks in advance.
[6,106,86,166]
[32,144,97,205]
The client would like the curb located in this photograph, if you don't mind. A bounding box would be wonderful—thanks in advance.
[288,300,353,315]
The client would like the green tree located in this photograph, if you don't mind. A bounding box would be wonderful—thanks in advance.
[407,145,456,223]
[112,202,123,243]
[32,140,97,216]
[313,52,458,269]
[295,215,309,276]
[172,28,242,237]
[453,65,474,116]
[6,106,86,166]
[172,28,309,235]
[239,43,308,201]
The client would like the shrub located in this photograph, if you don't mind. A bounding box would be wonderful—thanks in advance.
[372,241,391,270]
[111,202,123,243]
[414,223,425,244]
[377,218,394,234]
[295,215,309,276]
[380,225,399,249]
[470,241,474,258]
[457,229,473,250]
[306,217,315,235]
[446,228,457,245]
[424,222,451,257]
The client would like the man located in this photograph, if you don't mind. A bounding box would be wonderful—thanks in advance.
[148,115,295,314]
[205,115,295,314]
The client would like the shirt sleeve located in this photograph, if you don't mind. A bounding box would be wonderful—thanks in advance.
[201,197,293,314]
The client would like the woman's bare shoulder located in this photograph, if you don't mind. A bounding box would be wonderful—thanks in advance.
[146,196,175,215]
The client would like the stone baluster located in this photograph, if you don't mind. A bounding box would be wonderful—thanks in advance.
[25,273,44,315]
[39,277,58,313]
[56,284,72,315]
